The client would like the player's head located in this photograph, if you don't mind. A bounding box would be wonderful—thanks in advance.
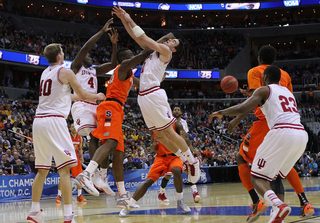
[44,43,64,64]
[262,65,281,85]
[164,38,184,55]
[69,123,76,134]
[258,45,277,65]
[172,105,182,119]
[83,53,93,68]
[117,48,134,63]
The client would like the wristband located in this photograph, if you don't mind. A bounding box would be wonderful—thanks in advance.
[132,25,145,38]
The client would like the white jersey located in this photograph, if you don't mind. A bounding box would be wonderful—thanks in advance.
[75,66,97,95]
[36,65,71,119]
[180,118,189,133]
[260,84,301,129]
[139,51,171,91]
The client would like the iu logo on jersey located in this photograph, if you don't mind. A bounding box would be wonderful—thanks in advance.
[76,119,80,125]
[257,158,266,169]
[64,150,72,156]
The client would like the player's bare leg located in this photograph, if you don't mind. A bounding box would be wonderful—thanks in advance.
[252,176,291,223]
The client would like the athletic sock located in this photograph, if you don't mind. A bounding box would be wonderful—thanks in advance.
[30,202,40,214]
[117,181,126,195]
[177,192,183,200]
[183,149,195,164]
[191,184,198,193]
[64,204,73,217]
[86,160,98,174]
[298,192,308,206]
[161,177,170,191]
[78,189,82,197]
[58,189,62,197]
[174,149,188,162]
[249,189,260,204]
[264,190,283,207]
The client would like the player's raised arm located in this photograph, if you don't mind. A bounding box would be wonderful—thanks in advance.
[60,68,105,101]
[95,28,119,75]
[209,86,270,123]
[71,18,114,73]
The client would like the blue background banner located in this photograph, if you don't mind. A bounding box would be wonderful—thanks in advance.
[0,167,212,201]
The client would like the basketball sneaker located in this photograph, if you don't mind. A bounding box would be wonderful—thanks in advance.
[247,199,268,223]
[64,213,76,223]
[77,195,87,202]
[27,209,45,223]
[299,203,315,218]
[188,159,201,184]
[158,192,170,203]
[193,191,201,203]
[268,204,291,223]
[74,170,99,196]
[117,191,140,210]
[56,195,62,204]
[177,199,191,213]
[119,209,130,217]
[92,169,115,196]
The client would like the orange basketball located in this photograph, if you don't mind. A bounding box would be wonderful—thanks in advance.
[220,76,238,94]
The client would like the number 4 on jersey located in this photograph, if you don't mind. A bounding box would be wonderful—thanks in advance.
[88,77,94,88]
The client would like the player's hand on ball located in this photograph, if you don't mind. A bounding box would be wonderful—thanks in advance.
[103,18,113,32]
[97,93,106,101]
[209,112,223,123]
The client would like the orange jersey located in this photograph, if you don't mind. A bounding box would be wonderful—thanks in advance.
[106,64,133,106]
[70,133,81,152]
[153,123,176,156]
[247,64,293,120]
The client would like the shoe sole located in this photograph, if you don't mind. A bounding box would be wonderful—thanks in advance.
[300,210,315,218]
[194,196,201,203]
[178,206,191,214]
[247,205,268,223]
[74,178,99,196]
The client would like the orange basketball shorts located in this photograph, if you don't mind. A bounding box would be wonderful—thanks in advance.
[70,153,82,178]
[147,156,183,182]
[239,118,270,164]
[91,101,124,152]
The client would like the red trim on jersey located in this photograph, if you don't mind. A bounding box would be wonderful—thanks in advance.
[35,165,51,170]
[251,170,273,182]
[149,118,176,131]
[57,67,64,85]
[278,171,286,179]
[74,100,97,105]
[77,124,97,132]
[272,123,304,130]
[139,86,160,96]
[35,115,64,118]
[57,159,77,170]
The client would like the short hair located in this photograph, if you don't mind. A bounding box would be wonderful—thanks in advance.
[258,45,277,65]
[263,65,281,83]
[173,105,182,111]
[44,43,62,63]
[174,39,184,55]
[117,48,130,63]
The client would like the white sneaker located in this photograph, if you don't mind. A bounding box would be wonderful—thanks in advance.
[74,170,99,196]
[64,213,76,223]
[117,191,140,210]
[188,160,200,184]
[177,199,191,213]
[92,170,115,196]
[27,209,45,223]
[119,209,130,217]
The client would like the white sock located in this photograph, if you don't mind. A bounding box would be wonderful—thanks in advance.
[86,160,98,174]
[101,168,108,178]
[160,187,165,194]
[175,149,188,162]
[191,185,198,193]
[264,190,283,206]
[58,189,62,197]
[30,202,40,213]
[117,181,126,195]
[184,149,195,164]
[64,204,73,217]
[177,192,183,200]
[78,189,82,197]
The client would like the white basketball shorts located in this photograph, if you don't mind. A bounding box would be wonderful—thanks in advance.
[251,128,308,181]
[138,88,175,131]
[71,101,98,136]
[33,116,77,170]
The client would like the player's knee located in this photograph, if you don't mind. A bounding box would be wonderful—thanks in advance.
[171,167,182,177]
[236,153,246,165]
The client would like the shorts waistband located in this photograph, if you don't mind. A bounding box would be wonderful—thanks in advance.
[272,123,305,130]
[139,86,160,96]
[35,114,64,118]
[158,153,176,157]
[74,100,97,105]
[106,98,123,106]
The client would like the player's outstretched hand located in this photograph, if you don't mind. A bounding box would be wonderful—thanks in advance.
[103,18,114,32]
[227,118,240,134]
[240,88,251,98]
[112,5,131,22]
[96,93,106,101]
[108,28,118,44]
[209,112,223,123]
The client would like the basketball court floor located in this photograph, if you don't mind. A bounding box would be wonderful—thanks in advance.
[1,177,319,223]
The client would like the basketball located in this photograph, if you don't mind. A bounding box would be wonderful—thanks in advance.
[220,76,238,94]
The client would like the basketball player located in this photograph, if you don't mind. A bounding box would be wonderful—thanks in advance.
[210,65,308,223]
[158,106,201,203]
[112,5,201,184]
[119,120,192,217]
[27,43,105,223]
[228,45,314,222]
[56,123,87,204]
[70,18,118,196]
